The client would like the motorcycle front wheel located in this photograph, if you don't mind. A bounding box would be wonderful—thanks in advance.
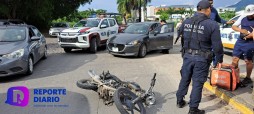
[113,87,146,114]
[76,79,98,91]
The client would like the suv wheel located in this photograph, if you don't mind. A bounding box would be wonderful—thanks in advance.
[90,38,97,53]
[26,56,33,75]
[64,48,72,53]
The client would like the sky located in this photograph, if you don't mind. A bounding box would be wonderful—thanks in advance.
[78,0,241,12]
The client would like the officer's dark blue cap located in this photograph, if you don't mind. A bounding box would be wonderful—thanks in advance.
[197,0,211,10]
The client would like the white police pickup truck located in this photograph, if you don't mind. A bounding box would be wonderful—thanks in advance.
[58,18,119,53]
[220,15,240,51]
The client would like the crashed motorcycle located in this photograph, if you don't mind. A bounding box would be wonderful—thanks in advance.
[76,70,157,114]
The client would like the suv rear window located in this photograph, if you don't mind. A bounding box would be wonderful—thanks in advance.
[0,28,26,42]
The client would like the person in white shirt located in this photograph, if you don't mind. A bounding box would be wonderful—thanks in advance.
[231,5,254,86]
[176,18,184,31]
[160,20,168,33]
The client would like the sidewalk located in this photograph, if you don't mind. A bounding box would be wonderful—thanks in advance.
[204,77,254,114]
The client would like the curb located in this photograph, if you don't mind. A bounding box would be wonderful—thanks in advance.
[203,82,254,114]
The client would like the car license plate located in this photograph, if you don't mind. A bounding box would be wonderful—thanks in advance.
[112,47,119,52]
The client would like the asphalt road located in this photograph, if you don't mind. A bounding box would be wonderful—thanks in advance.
[0,37,241,114]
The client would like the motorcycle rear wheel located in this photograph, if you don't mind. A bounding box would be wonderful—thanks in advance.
[113,87,146,114]
[76,79,98,91]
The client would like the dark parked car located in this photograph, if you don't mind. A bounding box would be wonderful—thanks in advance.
[0,23,47,77]
[107,22,174,58]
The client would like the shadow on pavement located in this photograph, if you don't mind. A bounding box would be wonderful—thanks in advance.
[0,88,90,114]
[202,100,227,113]
[146,91,176,114]
[110,49,179,59]
[0,50,98,83]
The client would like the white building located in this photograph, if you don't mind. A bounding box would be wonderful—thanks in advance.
[145,5,194,21]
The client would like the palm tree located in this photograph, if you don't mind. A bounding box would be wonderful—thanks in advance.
[117,0,132,18]
[165,7,176,20]
[117,0,152,21]
[96,9,106,15]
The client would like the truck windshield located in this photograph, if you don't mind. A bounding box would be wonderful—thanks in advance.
[74,19,101,27]
[0,28,26,42]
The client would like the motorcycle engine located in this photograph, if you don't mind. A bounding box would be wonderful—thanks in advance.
[145,93,156,106]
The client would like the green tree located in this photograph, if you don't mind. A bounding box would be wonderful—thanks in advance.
[117,0,133,15]
[159,12,169,20]
[96,9,107,14]
[166,7,176,14]
[156,9,165,15]
[117,0,151,19]
[0,0,92,29]
[186,8,194,16]
[176,8,186,14]
[219,11,236,21]
[52,8,107,27]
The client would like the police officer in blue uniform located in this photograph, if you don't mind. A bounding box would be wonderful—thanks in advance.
[176,0,224,114]
[209,0,234,25]
[208,0,234,67]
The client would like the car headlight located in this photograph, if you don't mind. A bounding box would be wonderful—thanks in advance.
[127,40,139,45]
[2,49,25,59]
[80,31,90,35]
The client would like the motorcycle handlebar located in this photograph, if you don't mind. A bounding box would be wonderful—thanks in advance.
[150,73,156,87]
[153,73,156,79]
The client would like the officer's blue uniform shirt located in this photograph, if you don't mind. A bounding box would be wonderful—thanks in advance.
[179,13,224,63]
[210,6,227,24]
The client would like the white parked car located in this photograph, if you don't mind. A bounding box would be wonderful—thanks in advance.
[49,22,70,37]
[58,18,119,53]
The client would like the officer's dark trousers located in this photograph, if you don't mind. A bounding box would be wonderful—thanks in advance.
[176,54,210,108]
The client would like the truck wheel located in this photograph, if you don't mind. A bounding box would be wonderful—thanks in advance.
[90,38,97,53]
[64,48,72,53]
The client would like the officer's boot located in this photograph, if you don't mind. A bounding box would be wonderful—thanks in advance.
[188,107,205,114]
[176,99,187,108]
